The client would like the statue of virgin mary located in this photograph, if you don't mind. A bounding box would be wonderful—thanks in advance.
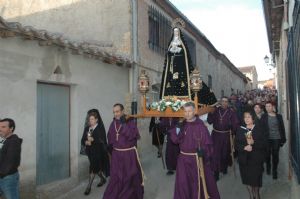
[159,27,217,106]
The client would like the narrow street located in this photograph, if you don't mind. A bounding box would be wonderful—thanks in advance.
[1,1,300,199]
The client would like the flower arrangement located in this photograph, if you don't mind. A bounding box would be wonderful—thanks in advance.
[150,97,188,112]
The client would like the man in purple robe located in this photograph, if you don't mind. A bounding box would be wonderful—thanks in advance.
[170,102,220,199]
[160,117,180,175]
[103,103,144,199]
[207,96,239,180]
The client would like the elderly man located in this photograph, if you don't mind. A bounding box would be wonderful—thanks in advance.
[170,102,220,199]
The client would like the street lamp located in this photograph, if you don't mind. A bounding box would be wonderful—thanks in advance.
[264,55,275,68]
[264,55,276,89]
[264,55,270,64]
[138,70,150,95]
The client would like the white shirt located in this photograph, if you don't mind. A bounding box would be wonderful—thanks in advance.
[0,137,5,150]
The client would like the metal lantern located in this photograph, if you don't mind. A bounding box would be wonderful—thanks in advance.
[190,69,202,93]
[138,70,150,95]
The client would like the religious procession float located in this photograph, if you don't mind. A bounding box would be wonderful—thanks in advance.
[130,18,217,118]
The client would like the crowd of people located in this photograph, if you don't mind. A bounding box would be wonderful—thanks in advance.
[76,87,285,199]
[148,88,285,199]
[0,87,286,199]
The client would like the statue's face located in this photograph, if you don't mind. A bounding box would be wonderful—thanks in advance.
[174,28,179,37]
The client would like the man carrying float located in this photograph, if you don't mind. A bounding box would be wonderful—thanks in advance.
[104,18,220,199]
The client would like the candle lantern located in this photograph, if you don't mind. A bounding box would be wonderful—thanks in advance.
[190,69,202,93]
[138,70,150,95]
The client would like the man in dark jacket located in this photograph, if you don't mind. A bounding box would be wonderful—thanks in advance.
[260,102,286,179]
[0,118,22,199]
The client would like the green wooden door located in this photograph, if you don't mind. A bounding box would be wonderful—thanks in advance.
[37,83,70,185]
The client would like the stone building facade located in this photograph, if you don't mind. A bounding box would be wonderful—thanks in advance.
[263,0,300,197]
[0,18,131,199]
[238,66,258,90]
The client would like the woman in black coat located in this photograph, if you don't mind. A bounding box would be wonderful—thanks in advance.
[81,109,109,195]
[235,111,267,199]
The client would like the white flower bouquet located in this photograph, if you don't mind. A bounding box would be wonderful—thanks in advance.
[150,98,188,112]
[158,99,167,112]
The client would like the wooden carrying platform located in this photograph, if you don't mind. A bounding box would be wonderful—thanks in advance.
[129,94,215,118]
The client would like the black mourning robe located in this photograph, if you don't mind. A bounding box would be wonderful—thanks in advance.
[235,125,267,187]
[159,27,217,106]
[81,124,110,176]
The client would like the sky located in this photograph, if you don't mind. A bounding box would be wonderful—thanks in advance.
[169,0,274,81]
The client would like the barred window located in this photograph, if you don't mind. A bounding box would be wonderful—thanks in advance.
[148,6,171,54]
[148,6,196,66]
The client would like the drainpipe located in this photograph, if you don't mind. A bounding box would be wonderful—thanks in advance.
[131,0,138,116]
[283,0,290,31]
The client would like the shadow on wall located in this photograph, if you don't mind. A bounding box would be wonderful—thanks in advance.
[0,0,134,82]
[1,0,130,54]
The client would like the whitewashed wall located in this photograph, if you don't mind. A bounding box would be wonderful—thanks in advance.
[0,0,132,55]
[0,37,129,196]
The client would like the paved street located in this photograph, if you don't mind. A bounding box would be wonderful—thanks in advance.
[56,144,291,199]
